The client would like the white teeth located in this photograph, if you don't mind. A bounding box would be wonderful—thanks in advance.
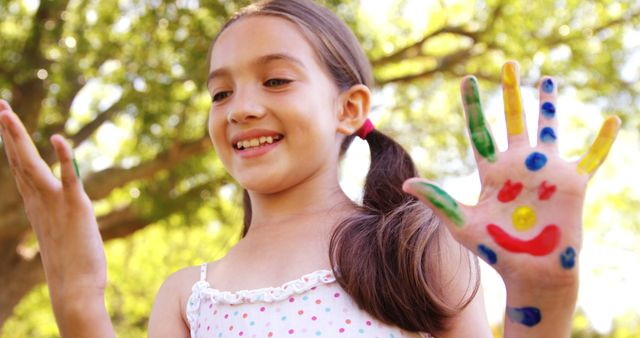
[236,135,281,149]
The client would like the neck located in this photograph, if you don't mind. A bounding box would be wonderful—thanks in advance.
[245,170,357,235]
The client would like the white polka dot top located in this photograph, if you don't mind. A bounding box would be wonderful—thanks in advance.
[186,263,431,338]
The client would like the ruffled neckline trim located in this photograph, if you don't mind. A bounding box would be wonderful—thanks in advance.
[193,269,336,305]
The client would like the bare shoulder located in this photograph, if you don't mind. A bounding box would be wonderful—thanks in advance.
[147,264,204,338]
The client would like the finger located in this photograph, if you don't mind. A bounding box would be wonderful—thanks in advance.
[403,178,470,234]
[576,116,621,176]
[0,112,34,195]
[536,76,558,152]
[461,76,498,166]
[502,61,528,147]
[50,134,83,196]
[0,109,58,191]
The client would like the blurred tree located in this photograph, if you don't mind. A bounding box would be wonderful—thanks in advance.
[0,0,638,335]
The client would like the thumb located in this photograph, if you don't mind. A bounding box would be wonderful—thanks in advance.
[403,178,471,234]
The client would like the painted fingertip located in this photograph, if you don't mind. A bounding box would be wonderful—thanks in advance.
[462,78,497,163]
[541,78,554,93]
[405,180,465,227]
[576,116,619,175]
[502,62,519,86]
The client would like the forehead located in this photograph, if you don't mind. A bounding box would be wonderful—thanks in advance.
[210,15,320,72]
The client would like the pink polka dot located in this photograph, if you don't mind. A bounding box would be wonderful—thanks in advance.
[239,332,243,336]
[366,320,372,326]
[311,316,317,321]
[260,307,266,312]
[334,292,341,298]
[288,329,294,334]
[345,319,352,324]
[229,325,234,331]
[209,303,213,308]
[224,314,229,319]
[242,313,248,318]
[289,297,295,302]
[339,328,345,333]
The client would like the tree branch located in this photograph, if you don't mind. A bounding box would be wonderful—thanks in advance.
[377,48,475,85]
[371,26,477,68]
[83,136,212,201]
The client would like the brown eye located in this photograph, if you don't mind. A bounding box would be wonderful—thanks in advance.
[264,78,291,87]
[212,91,231,102]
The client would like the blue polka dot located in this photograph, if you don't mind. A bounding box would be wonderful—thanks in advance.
[541,102,556,118]
[316,331,322,336]
[478,244,497,264]
[281,315,287,321]
[525,152,547,171]
[542,78,554,93]
[539,127,557,143]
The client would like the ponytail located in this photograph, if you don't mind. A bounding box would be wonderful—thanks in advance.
[329,129,478,334]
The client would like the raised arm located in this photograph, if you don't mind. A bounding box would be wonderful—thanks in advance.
[403,61,620,337]
[0,101,115,338]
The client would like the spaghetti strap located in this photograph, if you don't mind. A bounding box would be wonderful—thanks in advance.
[199,263,208,282]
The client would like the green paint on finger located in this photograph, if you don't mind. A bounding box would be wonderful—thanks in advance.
[72,157,80,178]
[463,78,496,163]
[412,182,465,227]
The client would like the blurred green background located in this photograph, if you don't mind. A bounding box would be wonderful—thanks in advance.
[0,0,638,337]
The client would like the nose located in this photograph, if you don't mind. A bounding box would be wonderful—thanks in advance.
[227,87,266,124]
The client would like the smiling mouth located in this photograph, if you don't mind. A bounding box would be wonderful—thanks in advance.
[234,134,283,150]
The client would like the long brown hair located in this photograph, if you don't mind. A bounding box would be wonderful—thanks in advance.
[210,0,479,334]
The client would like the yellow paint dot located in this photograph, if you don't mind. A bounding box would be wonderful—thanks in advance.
[512,206,537,232]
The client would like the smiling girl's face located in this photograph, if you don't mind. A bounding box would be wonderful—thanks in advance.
[207,15,348,194]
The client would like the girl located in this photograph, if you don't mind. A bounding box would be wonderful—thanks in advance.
[0,0,620,337]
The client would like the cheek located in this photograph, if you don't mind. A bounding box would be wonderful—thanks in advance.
[208,111,227,151]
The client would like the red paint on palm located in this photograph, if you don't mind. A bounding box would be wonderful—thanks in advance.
[538,181,556,200]
[497,180,524,202]
[486,224,561,256]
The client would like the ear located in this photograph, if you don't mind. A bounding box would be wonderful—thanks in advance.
[336,84,371,135]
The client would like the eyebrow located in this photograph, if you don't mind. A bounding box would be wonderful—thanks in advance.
[206,53,306,88]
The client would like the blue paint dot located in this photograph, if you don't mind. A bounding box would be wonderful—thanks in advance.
[560,247,576,269]
[478,244,497,265]
[506,306,542,327]
[541,102,556,118]
[542,79,554,93]
[539,127,557,143]
[525,152,548,171]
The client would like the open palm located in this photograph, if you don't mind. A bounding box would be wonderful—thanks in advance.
[404,61,620,290]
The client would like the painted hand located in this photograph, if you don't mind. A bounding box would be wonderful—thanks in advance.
[0,101,107,310]
[403,61,620,325]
